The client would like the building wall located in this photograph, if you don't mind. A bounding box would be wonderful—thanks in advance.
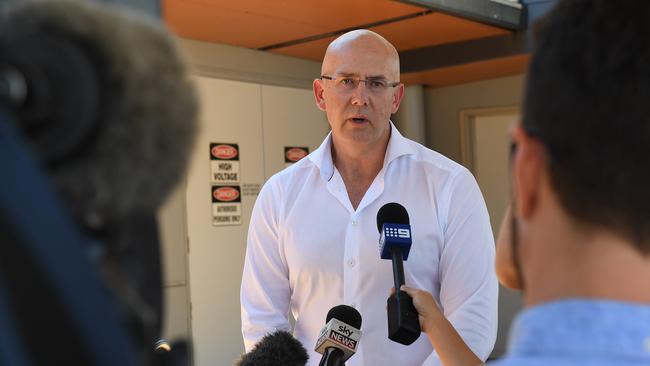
[423,75,527,359]
[424,75,526,162]
[178,38,321,90]
[158,39,327,365]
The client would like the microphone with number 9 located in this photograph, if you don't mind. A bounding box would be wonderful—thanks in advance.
[314,305,362,366]
[376,202,421,345]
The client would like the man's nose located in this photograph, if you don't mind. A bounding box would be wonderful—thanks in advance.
[350,80,370,106]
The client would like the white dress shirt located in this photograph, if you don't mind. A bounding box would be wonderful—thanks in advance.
[241,124,498,366]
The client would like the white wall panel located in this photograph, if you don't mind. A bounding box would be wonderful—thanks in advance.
[164,78,332,366]
[261,85,330,178]
[158,183,191,343]
[186,77,265,366]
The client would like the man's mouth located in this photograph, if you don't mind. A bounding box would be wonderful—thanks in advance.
[349,116,369,124]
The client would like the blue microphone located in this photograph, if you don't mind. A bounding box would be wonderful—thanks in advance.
[377,203,421,345]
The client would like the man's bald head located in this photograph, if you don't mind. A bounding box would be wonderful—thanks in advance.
[322,30,400,81]
[313,29,404,148]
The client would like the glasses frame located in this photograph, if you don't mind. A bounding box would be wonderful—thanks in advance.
[320,75,400,91]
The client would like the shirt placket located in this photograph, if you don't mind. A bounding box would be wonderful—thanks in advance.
[342,210,363,365]
[343,212,361,307]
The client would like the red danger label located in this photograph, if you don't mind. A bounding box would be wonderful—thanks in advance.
[212,186,241,202]
[285,147,309,163]
[211,143,239,160]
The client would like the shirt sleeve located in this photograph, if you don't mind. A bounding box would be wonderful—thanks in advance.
[240,178,292,351]
[422,168,499,366]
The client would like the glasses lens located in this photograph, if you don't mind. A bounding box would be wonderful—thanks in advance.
[367,79,387,90]
[336,77,357,90]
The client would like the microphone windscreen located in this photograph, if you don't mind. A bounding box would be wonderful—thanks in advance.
[376,202,410,232]
[0,0,198,221]
[236,331,308,366]
[325,304,362,329]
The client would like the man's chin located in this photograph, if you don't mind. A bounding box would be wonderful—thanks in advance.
[340,130,379,145]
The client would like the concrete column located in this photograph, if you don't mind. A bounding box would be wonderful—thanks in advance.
[393,84,426,145]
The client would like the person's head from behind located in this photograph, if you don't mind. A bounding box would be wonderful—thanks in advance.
[313,30,404,149]
[508,0,650,304]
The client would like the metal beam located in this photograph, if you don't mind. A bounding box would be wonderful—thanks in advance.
[396,0,524,31]
[521,0,557,27]
[398,0,559,73]
[400,31,531,73]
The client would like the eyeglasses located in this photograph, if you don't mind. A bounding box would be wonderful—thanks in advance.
[320,75,400,93]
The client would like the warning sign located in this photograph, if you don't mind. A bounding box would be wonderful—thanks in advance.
[211,185,242,226]
[284,146,309,167]
[210,143,240,184]
[242,183,261,197]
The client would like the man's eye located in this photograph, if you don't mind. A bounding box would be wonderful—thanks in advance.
[370,80,386,88]
[340,78,354,85]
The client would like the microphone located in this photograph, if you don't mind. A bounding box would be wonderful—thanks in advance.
[0,0,198,222]
[314,305,362,366]
[376,203,421,345]
[0,1,198,365]
[236,331,309,366]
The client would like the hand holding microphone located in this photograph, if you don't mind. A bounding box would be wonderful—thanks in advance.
[377,202,421,345]
[394,285,441,334]
[400,286,484,366]
[314,305,362,366]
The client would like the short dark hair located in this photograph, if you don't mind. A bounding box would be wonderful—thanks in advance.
[523,0,650,255]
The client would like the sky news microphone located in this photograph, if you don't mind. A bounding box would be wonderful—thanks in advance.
[376,202,421,345]
[314,305,362,366]
[236,331,309,366]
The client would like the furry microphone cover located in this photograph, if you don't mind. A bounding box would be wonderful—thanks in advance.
[0,0,198,223]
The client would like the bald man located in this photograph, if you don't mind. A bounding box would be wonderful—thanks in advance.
[240,30,497,366]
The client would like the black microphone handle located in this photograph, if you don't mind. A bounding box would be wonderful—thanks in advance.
[319,347,345,366]
[387,248,421,345]
[390,247,405,291]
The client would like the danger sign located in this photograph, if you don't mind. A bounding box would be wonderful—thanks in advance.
[284,146,309,167]
[210,143,240,184]
[211,185,242,226]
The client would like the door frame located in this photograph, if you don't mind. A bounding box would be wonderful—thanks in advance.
[459,105,519,174]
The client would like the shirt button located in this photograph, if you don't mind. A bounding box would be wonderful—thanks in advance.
[351,220,358,226]
[347,258,356,267]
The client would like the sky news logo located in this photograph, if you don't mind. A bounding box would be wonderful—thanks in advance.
[328,330,357,350]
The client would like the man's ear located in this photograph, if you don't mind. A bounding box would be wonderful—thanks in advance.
[512,126,546,219]
[313,79,327,111]
[390,83,405,114]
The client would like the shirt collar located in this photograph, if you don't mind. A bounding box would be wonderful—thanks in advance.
[307,121,417,182]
